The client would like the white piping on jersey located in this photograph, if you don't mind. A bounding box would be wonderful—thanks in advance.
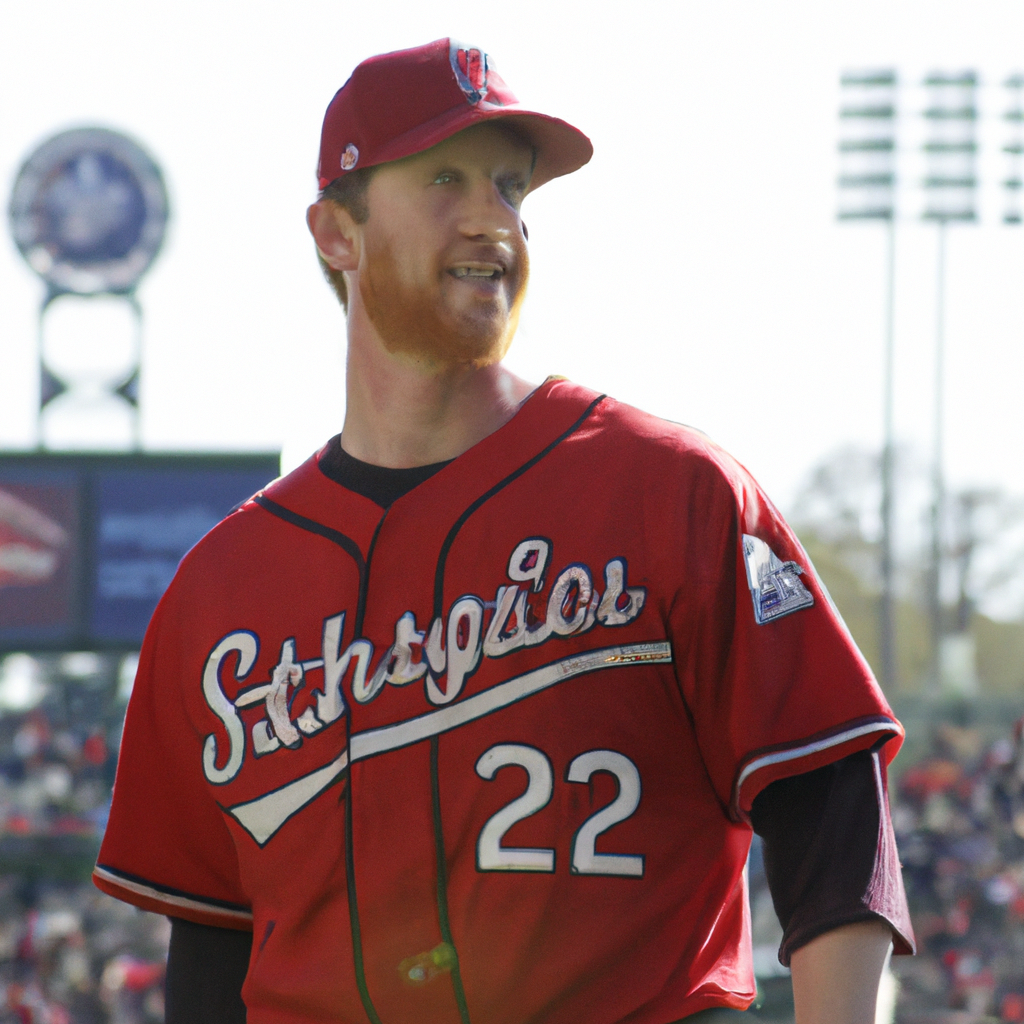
[226,640,673,846]
[733,719,900,806]
[93,865,254,924]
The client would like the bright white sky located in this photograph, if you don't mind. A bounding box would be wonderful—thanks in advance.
[2,0,1024,517]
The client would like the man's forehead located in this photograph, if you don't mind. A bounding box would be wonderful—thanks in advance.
[389,122,535,171]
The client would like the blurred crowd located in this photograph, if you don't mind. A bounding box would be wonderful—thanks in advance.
[0,660,167,1024]
[892,717,1024,1023]
[0,879,167,1024]
[0,709,112,845]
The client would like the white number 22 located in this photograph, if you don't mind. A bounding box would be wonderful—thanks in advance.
[474,744,644,878]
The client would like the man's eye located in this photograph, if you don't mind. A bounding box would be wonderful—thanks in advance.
[433,171,457,185]
[499,178,528,205]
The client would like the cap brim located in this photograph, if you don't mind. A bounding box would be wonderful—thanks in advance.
[365,104,593,191]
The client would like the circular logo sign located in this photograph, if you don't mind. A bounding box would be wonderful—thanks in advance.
[8,127,168,295]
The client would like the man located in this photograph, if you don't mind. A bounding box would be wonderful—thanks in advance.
[94,39,913,1024]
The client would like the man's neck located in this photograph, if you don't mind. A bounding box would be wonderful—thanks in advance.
[340,317,537,469]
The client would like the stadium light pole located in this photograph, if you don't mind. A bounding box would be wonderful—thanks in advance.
[1004,74,1024,225]
[837,69,898,692]
[920,71,978,693]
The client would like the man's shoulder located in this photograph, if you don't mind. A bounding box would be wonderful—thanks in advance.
[563,382,753,491]
[187,452,322,545]
[170,445,372,581]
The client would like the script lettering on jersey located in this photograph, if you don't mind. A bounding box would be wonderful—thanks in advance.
[201,540,647,784]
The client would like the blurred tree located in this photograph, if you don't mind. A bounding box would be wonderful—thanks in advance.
[947,488,1024,629]
[789,447,1024,695]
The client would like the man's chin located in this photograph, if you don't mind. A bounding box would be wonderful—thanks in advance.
[379,325,515,370]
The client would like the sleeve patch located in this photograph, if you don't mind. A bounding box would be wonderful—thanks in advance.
[742,534,814,625]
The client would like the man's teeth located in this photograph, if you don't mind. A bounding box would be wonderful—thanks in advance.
[452,267,499,278]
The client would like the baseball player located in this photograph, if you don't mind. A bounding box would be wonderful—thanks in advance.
[94,39,914,1024]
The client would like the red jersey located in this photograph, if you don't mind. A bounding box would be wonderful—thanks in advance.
[95,378,902,1024]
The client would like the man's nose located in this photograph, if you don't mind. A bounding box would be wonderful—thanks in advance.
[457,179,520,241]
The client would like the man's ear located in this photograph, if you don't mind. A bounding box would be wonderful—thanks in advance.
[307,201,359,272]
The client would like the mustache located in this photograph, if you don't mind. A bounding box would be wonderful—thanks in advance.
[442,240,522,277]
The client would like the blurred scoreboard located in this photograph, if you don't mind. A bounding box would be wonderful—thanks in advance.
[0,452,279,652]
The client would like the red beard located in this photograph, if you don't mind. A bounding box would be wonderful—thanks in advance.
[359,233,529,368]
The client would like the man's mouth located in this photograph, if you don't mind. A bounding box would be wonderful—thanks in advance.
[449,263,504,280]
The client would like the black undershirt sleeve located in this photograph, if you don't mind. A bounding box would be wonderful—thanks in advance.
[166,918,251,1024]
[750,747,915,965]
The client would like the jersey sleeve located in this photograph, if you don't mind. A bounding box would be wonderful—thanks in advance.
[93,573,253,931]
[669,443,902,821]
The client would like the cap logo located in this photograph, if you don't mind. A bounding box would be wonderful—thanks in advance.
[449,41,489,105]
[340,143,359,172]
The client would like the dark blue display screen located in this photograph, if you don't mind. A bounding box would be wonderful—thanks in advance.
[0,454,279,652]
[91,469,274,642]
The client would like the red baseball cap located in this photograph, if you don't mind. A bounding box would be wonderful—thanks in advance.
[317,38,593,191]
